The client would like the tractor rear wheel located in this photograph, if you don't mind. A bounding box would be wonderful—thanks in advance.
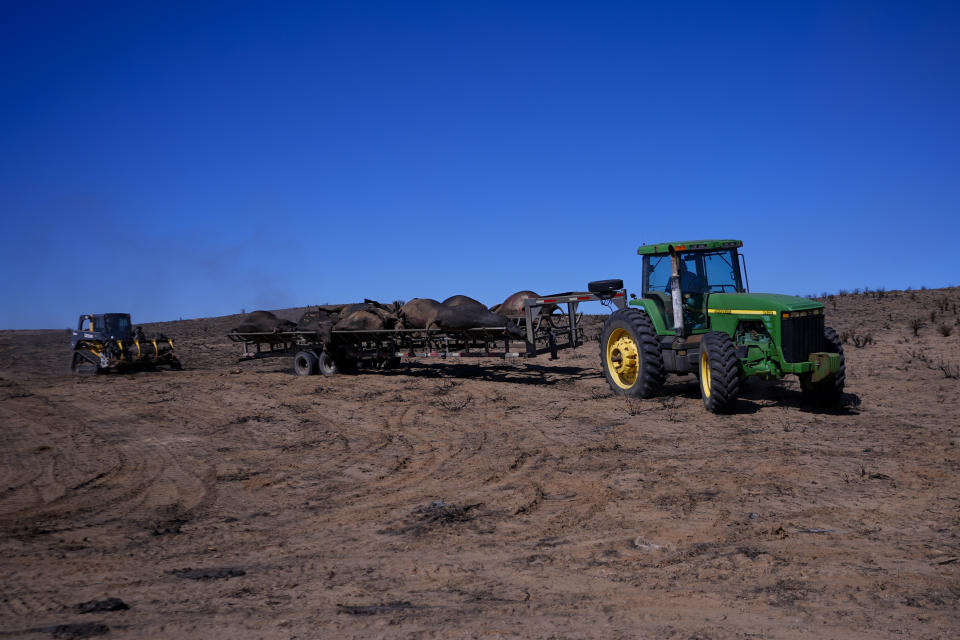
[698,331,741,413]
[600,309,664,398]
[800,326,845,405]
[293,350,319,376]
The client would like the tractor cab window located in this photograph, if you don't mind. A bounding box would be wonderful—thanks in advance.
[79,316,94,331]
[697,250,742,293]
[93,316,105,332]
[645,256,673,293]
[104,315,131,336]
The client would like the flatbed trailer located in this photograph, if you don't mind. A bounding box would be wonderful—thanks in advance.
[226,287,627,376]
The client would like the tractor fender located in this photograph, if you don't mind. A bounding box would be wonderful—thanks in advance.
[627,298,671,335]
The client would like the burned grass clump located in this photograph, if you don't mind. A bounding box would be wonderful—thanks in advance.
[841,331,873,347]
[337,601,419,616]
[381,500,484,536]
[853,333,874,348]
[434,394,473,411]
[170,567,246,580]
[753,578,813,607]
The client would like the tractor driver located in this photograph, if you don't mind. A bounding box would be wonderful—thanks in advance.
[664,260,708,295]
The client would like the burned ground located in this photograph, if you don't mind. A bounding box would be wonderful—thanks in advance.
[1,288,958,638]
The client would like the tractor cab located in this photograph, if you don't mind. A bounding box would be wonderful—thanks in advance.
[71,312,179,374]
[638,240,746,334]
[75,313,133,341]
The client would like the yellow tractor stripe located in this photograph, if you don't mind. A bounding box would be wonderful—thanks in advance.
[707,309,777,316]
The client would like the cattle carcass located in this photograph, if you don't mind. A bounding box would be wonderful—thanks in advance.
[334,310,389,331]
[400,298,523,338]
[492,290,558,317]
[232,310,297,334]
[441,295,490,315]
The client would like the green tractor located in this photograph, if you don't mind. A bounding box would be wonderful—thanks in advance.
[599,240,844,413]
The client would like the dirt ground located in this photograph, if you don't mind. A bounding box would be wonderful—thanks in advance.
[1,288,958,639]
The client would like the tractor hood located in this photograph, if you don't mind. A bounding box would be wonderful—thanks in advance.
[707,293,823,313]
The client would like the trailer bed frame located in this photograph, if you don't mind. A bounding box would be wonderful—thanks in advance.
[226,289,627,373]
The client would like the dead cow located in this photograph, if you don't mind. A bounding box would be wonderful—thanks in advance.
[232,310,297,334]
[491,290,558,317]
[399,298,523,337]
[334,309,400,331]
[442,295,490,315]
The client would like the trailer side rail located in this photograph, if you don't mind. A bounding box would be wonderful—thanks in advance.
[226,288,627,364]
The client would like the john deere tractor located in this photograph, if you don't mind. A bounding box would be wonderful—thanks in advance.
[599,240,844,412]
[71,313,181,374]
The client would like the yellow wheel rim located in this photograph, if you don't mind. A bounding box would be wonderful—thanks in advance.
[700,350,711,397]
[606,328,639,389]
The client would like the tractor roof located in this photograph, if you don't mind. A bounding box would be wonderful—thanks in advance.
[637,239,743,256]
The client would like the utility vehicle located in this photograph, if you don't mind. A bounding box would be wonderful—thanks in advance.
[599,239,844,412]
[71,313,180,374]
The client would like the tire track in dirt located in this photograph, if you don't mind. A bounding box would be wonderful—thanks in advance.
[0,379,216,536]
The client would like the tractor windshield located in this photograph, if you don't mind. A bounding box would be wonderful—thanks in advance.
[687,249,742,293]
[643,249,742,295]
[104,315,132,337]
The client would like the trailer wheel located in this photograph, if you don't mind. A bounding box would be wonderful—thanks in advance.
[800,326,845,405]
[699,331,741,413]
[293,350,319,376]
[318,351,338,376]
[600,309,664,398]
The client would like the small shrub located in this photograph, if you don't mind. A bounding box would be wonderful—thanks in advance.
[839,289,849,297]
[910,318,925,337]
[930,310,938,323]
[876,287,886,299]
[852,334,873,348]
[435,394,473,411]
[624,398,645,416]
[939,324,954,337]
[940,361,959,380]
[435,380,457,396]
[840,331,852,344]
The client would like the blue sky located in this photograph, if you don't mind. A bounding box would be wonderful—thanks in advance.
[2,1,958,329]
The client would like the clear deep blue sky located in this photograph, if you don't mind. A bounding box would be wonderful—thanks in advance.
[2,1,958,329]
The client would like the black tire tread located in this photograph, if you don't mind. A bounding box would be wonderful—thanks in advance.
[588,279,624,294]
[599,309,665,398]
[700,331,741,413]
[293,350,318,376]
[318,351,339,376]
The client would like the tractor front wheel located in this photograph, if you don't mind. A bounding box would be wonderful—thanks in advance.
[698,331,741,413]
[599,309,664,398]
